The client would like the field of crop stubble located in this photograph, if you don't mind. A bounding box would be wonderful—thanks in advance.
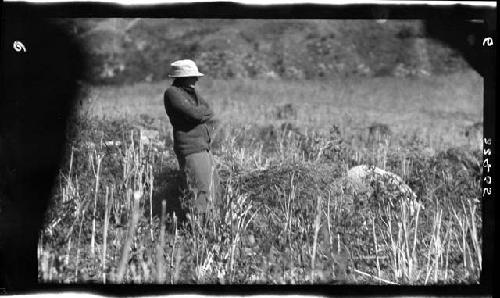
[39,71,484,284]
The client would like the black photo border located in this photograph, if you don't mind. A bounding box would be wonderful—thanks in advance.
[0,1,496,296]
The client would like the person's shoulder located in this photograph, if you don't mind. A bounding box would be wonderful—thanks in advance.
[165,85,181,95]
[164,86,183,99]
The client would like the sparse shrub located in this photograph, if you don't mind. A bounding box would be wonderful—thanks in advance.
[275,103,298,120]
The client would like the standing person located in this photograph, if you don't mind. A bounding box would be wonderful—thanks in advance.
[163,59,221,215]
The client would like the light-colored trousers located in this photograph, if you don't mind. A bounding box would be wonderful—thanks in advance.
[176,150,221,213]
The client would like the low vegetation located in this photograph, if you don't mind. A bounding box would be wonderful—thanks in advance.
[39,71,483,284]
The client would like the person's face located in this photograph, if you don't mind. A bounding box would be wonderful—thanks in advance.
[183,76,199,88]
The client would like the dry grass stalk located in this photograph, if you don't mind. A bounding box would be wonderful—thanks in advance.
[424,218,435,284]
[444,222,452,280]
[65,238,72,267]
[450,205,468,274]
[90,152,103,259]
[102,186,110,283]
[41,250,49,281]
[325,191,335,273]
[284,173,296,242]
[310,195,323,283]
[464,199,481,270]
[138,253,150,282]
[411,200,421,270]
[185,204,201,276]
[371,217,381,282]
[156,200,167,283]
[74,209,86,282]
[424,208,443,284]
[125,189,131,219]
[115,192,141,283]
[69,146,75,177]
[433,209,443,283]
[462,200,481,269]
[110,184,118,225]
[173,235,182,284]
[148,164,154,242]
[386,211,401,281]
[231,196,259,282]
[400,199,418,283]
[441,224,452,280]
[354,269,398,285]
[47,253,53,281]
[171,212,180,284]
[354,255,389,260]
[401,203,411,281]
[38,236,43,263]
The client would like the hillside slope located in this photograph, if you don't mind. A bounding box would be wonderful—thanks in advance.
[68,19,470,84]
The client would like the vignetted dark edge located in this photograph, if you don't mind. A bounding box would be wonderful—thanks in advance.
[0,16,88,294]
[1,1,496,19]
[481,10,496,297]
[0,1,495,296]
[22,283,494,296]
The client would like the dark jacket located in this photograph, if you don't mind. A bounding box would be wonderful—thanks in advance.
[164,84,215,156]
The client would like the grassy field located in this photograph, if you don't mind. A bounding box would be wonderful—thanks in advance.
[39,71,483,284]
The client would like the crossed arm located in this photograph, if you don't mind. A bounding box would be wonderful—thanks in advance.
[165,88,214,123]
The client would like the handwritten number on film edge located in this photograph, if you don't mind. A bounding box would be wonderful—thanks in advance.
[483,138,492,197]
[13,40,27,53]
[482,37,493,47]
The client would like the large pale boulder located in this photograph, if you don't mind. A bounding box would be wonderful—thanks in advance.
[347,165,416,199]
[346,165,423,212]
